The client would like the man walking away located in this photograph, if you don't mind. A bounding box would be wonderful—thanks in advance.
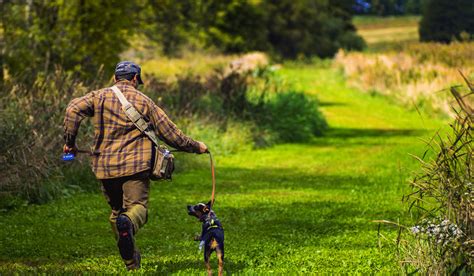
[63,61,208,270]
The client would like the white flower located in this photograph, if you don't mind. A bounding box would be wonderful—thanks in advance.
[411,226,421,234]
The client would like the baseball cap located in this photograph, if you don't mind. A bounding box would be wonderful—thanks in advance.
[115,61,144,85]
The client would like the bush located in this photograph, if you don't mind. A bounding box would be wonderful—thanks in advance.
[255,91,328,143]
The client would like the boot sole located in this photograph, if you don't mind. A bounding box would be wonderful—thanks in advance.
[116,215,135,261]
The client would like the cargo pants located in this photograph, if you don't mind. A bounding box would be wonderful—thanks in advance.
[100,171,150,239]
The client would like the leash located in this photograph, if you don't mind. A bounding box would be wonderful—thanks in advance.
[208,151,216,211]
[171,149,216,216]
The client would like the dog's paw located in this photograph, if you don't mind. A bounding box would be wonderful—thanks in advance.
[193,234,201,241]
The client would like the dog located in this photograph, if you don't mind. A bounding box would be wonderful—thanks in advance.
[187,201,224,276]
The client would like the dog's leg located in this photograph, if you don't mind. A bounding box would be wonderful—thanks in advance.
[216,248,224,276]
[204,249,212,276]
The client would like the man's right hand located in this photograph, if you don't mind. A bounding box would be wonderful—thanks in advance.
[197,141,209,154]
[63,144,78,155]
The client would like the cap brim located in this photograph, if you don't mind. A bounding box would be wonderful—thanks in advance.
[137,74,144,85]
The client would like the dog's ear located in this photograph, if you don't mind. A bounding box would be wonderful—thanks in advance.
[202,201,212,212]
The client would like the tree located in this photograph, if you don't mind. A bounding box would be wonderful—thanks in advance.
[2,0,139,83]
[262,0,364,58]
[419,0,474,42]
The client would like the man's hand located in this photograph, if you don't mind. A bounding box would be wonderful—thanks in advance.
[63,144,78,155]
[197,141,209,154]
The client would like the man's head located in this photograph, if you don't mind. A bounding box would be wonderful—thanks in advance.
[114,61,144,87]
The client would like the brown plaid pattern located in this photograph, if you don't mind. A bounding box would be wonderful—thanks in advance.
[64,80,200,179]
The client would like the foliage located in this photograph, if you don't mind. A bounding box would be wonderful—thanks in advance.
[419,0,474,43]
[138,50,238,80]
[261,0,365,58]
[139,0,364,58]
[1,0,138,83]
[145,0,196,57]
[0,0,365,87]
[0,70,98,209]
[400,79,473,273]
[255,91,328,143]
[334,42,474,117]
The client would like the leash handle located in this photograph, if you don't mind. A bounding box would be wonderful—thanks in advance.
[62,149,93,161]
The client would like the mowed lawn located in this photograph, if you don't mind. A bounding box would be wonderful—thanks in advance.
[0,65,445,273]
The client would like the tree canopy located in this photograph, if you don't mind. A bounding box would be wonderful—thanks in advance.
[419,0,474,43]
[0,0,364,84]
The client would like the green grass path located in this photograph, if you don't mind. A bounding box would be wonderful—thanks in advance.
[0,65,445,273]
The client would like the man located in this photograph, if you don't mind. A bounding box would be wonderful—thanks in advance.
[63,61,208,270]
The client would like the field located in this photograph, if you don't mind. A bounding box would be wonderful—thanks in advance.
[353,16,421,51]
[2,14,467,273]
[0,63,446,273]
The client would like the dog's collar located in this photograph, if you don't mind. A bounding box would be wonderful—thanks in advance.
[199,211,216,222]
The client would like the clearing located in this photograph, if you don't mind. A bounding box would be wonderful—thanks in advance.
[0,64,444,273]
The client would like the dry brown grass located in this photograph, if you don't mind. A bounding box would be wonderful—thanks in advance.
[334,42,474,117]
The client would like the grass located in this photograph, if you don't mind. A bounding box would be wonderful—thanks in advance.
[353,15,421,51]
[334,42,474,117]
[0,63,446,273]
[353,16,421,30]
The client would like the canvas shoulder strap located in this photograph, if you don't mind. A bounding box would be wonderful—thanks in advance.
[110,85,161,146]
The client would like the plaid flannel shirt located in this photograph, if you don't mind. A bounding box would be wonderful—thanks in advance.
[63,80,200,179]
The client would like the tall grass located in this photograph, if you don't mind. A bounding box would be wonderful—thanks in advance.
[402,77,473,273]
[335,42,474,117]
[377,77,472,274]
[0,70,99,208]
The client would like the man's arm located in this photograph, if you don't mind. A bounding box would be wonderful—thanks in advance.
[63,91,95,149]
[148,104,206,153]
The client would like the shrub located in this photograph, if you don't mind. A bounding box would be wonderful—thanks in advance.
[255,91,328,143]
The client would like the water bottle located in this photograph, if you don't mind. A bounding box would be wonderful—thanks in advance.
[62,153,75,161]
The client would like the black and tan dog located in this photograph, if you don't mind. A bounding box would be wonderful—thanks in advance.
[187,201,224,276]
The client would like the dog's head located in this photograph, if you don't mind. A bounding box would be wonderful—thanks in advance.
[187,201,212,220]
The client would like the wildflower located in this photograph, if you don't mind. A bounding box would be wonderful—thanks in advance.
[411,226,421,234]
